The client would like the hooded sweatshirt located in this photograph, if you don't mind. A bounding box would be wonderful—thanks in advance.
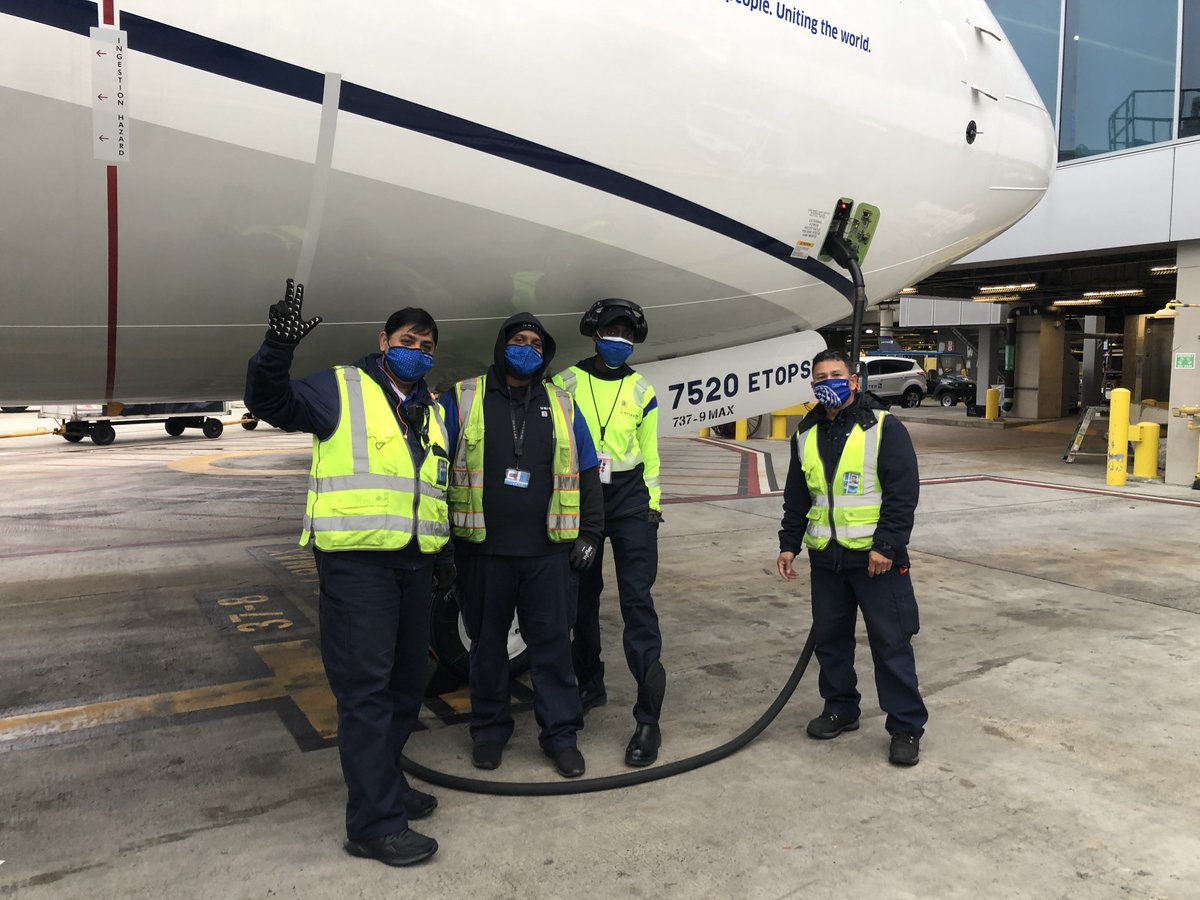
[440,312,603,556]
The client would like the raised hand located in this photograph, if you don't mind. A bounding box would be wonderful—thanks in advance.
[267,278,322,344]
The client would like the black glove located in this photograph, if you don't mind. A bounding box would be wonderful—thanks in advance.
[569,536,598,571]
[267,278,322,344]
[433,563,456,596]
[647,509,664,526]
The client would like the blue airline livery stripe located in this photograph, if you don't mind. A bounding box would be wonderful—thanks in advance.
[3,0,854,300]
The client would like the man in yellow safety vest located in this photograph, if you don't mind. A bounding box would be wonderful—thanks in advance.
[776,348,927,766]
[246,280,451,866]
[552,298,666,767]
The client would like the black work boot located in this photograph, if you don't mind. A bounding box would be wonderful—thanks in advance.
[806,712,860,739]
[344,829,438,866]
[626,660,666,766]
[889,732,920,766]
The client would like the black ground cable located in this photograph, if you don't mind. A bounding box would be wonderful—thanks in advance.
[399,629,815,796]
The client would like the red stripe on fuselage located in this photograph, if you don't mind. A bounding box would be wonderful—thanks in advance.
[104,165,118,402]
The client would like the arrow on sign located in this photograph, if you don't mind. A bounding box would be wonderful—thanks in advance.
[97,93,108,101]
[97,135,109,142]
[95,49,107,57]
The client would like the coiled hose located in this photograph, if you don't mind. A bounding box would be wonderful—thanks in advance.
[399,628,815,796]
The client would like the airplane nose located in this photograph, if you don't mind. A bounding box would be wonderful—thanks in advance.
[963,5,1056,221]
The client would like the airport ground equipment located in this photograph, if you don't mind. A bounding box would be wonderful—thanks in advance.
[41,401,231,445]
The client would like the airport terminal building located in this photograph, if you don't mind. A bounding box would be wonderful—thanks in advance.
[875,0,1200,487]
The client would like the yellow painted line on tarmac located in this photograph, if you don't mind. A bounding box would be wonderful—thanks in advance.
[168,448,307,477]
[0,640,337,744]
[439,688,473,713]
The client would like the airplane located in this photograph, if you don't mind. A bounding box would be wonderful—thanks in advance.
[0,0,1054,436]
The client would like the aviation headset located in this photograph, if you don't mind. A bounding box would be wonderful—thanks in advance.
[579,298,649,344]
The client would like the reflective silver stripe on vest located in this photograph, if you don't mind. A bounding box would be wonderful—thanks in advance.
[806,520,875,540]
[859,417,882,495]
[309,473,444,498]
[553,473,580,491]
[558,369,578,394]
[632,376,650,408]
[644,473,660,488]
[548,513,580,531]
[457,380,476,428]
[451,511,486,528]
[342,367,370,473]
[309,514,450,537]
[810,492,880,509]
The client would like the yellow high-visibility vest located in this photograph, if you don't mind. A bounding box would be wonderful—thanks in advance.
[300,366,450,553]
[799,411,887,551]
[552,366,661,509]
[447,375,580,542]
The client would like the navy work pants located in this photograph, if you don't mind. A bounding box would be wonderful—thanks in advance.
[457,550,583,751]
[573,514,663,724]
[809,563,928,736]
[315,549,432,842]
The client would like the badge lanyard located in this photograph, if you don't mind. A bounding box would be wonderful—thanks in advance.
[588,373,625,447]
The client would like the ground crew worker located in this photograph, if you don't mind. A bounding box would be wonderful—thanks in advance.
[245,280,451,866]
[552,298,666,767]
[440,313,603,778]
[776,348,927,766]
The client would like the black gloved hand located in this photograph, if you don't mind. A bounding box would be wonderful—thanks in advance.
[569,536,598,571]
[267,278,322,344]
[433,563,456,596]
[647,509,664,526]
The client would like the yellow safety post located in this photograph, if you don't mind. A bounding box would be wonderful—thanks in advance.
[698,427,710,438]
[734,419,748,441]
[1130,422,1161,479]
[1172,404,1200,489]
[770,412,789,439]
[985,387,1000,420]
[1107,388,1131,486]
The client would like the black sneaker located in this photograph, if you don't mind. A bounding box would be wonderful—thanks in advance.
[403,787,437,820]
[806,713,861,740]
[544,745,586,778]
[344,828,438,866]
[472,741,504,770]
[889,732,920,766]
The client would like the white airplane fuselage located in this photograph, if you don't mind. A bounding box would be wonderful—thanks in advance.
[0,0,1054,416]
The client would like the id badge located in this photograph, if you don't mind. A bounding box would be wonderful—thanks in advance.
[436,457,449,489]
[597,452,612,485]
[504,467,531,489]
[842,471,861,494]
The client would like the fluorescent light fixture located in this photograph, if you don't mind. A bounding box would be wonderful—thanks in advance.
[977,282,1037,293]
[1050,298,1103,306]
[971,294,1019,302]
[1082,288,1143,298]
[898,287,918,295]
[1150,265,1177,276]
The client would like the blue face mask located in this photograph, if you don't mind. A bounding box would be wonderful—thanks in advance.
[596,337,634,368]
[813,377,854,409]
[504,343,543,377]
[385,345,434,382]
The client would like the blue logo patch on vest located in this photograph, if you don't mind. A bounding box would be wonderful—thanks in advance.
[842,471,861,494]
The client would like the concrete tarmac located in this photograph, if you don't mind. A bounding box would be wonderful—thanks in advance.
[1,409,1197,899]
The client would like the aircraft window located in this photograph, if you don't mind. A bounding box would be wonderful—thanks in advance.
[988,0,1061,127]
[1059,0,1179,161]
[1181,3,1200,139]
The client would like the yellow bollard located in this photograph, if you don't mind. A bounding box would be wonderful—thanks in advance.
[985,387,1000,420]
[1131,421,1161,479]
[734,418,748,441]
[699,427,710,438]
[1107,388,1131,486]
[770,413,788,439]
